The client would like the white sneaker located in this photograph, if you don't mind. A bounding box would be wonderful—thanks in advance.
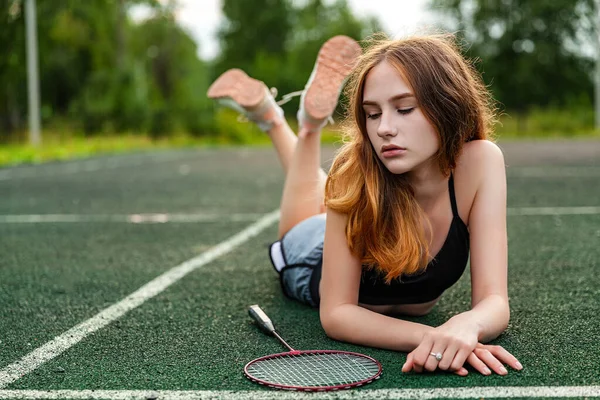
[207,69,284,132]
[297,35,362,132]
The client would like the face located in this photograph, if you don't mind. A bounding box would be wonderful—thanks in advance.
[362,60,440,175]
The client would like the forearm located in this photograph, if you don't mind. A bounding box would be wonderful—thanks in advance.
[321,304,435,352]
[462,294,510,343]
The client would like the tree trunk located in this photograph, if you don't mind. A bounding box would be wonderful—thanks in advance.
[116,0,126,70]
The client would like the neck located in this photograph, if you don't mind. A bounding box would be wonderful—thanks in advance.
[405,160,447,203]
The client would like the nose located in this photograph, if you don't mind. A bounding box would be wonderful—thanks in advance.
[376,111,397,138]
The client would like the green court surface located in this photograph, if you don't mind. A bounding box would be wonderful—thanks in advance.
[1,142,599,399]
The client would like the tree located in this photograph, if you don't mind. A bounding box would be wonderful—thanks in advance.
[0,0,213,139]
[1,0,27,139]
[215,0,292,75]
[214,0,383,116]
[430,0,596,115]
[128,2,212,136]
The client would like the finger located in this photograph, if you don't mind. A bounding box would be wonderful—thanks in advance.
[486,345,523,371]
[411,337,434,373]
[466,352,492,376]
[424,345,445,372]
[474,348,508,375]
[412,350,424,373]
[402,353,413,373]
[449,347,472,372]
[438,343,459,371]
[453,367,469,376]
[421,336,447,372]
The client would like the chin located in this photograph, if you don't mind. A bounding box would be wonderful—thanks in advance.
[388,168,411,175]
[381,160,414,175]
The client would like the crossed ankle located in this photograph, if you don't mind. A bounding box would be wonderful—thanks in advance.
[262,107,284,124]
[297,110,328,134]
[250,104,285,132]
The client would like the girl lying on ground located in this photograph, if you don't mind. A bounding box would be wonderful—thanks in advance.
[207,34,523,377]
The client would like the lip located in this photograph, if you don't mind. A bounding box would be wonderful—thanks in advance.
[381,145,406,158]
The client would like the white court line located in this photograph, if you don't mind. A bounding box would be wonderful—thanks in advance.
[0,387,599,399]
[507,206,600,216]
[1,207,598,225]
[0,209,281,389]
[3,162,599,181]
[506,166,600,177]
[0,213,265,224]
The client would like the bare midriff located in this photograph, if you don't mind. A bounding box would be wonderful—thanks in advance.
[358,296,440,316]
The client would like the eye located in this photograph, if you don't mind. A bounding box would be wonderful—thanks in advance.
[366,113,381,120]
[397,108,415,115]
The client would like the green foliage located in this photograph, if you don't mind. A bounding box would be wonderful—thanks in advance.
[430,0,596,112]
[497,107,597,137]
[211,109,267,143]
[0,0,213,141]
[214,0,383,116]
[216,0,292,74]
[2,0,596,146]
[1,0,28,139]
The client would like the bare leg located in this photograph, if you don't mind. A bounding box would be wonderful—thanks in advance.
[262,110,327,238]
[207,35,361,240]
[264,35,361,238]
[206,68,328,237]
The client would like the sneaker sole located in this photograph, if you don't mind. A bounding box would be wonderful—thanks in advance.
[303,36,362,121]
[207,69,267,109]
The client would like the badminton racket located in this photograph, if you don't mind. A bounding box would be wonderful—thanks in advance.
[244,304,382,391]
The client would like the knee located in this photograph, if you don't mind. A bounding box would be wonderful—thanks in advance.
[277,226,289,241]
[279,213,326,241]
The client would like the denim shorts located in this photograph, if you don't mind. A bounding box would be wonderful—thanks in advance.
[269,213,326,308]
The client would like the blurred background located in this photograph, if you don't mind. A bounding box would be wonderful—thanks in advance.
[1,0,599,165]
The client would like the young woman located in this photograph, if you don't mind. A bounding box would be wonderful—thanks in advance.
[208,34,523,377]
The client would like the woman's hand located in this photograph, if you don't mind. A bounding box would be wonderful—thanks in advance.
[402,313,480,375]
[402,342,523,376]
[464,343,523,376]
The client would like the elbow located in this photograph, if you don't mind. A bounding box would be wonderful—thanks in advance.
[495,297,511,336]
[500,297,511,330]
[475,295,511,343]
[319,305,349,341]
[493,308,511,342]
[495,313,510,339]
[320,310,341,340]
[494,299,512,341]
[503,304,511,331]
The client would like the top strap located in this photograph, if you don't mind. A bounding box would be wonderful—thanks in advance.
[448,173,459,218]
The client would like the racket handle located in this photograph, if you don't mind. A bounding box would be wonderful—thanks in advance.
[248,305,275,335]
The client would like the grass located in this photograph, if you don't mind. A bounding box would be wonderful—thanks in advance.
[0,125,344,168]
[2,147,599,391]
[495,107,600,139]
[1,117,599,168]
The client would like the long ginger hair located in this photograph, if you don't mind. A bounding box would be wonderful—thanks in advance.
[325,34,497,283]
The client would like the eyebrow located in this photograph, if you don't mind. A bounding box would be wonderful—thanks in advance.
[362,93,414,106]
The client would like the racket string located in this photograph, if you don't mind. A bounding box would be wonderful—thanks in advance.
[246,352,380,388]
[324,353,369,384]
[254,355,321,386]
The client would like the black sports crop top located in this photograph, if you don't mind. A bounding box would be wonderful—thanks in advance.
[357,174,470,305]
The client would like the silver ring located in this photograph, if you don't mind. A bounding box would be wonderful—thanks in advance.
[430,352,443,361]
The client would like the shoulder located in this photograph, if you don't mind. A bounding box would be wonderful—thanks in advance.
[453,140,506,225]
[459,139,505,169]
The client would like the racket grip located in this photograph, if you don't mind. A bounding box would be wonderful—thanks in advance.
[248,305,275,335]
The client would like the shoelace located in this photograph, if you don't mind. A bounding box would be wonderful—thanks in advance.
[236,87,335,126]
[274,88,335,125]
[273,88,302,106]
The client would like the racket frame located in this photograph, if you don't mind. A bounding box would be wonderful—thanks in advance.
[243,349,382,391]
